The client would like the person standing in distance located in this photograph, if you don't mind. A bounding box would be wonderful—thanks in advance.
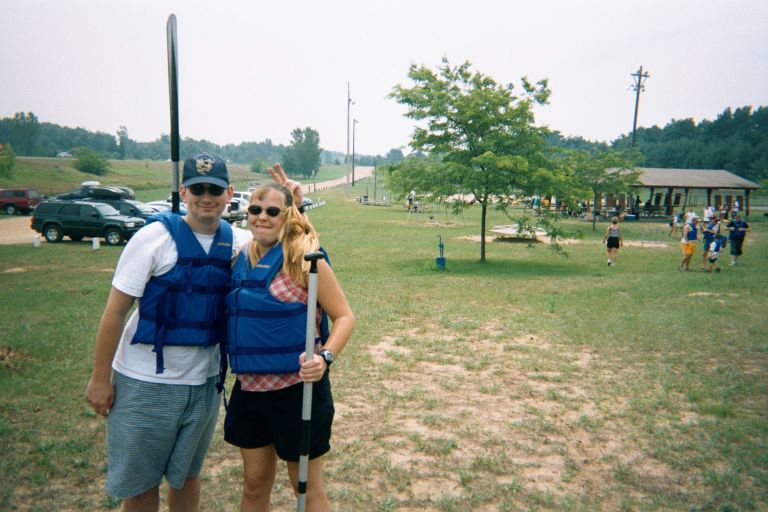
[85,153,253,511]
[679,216,699,272]
[726,213,750,266]
[602,216,623,267]
[700,215,720,270]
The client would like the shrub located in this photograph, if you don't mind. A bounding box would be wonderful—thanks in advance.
[74,147,109,176]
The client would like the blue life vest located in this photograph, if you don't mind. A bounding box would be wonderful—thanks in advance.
[703,220,718,240]
[686,223,698,241]
[131,212,233,375]
[224,244,329,374]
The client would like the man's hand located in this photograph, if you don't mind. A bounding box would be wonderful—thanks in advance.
[86,377,114,416]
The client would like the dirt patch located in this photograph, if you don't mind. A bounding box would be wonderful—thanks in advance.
[458,235,580,245]
[329,323,702,509]
[0,216,38,245]
[0,346,25,370]
[623,240,672,249]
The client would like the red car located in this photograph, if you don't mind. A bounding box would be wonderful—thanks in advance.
[0,187,42,215]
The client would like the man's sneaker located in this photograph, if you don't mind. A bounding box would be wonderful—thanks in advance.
[715,268,721,273]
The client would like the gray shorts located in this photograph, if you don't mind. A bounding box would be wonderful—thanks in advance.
[106,372,220,499]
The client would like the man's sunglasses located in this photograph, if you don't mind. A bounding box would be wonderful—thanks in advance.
[187,184,226,196]
[248,205,283,217]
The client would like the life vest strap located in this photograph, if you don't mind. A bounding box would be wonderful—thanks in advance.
[151,277,229,295]
[177,256,231,269]
[231,278,268,288]
[230,342,306,355]
[140,312,221,330]
[225,306,305,319]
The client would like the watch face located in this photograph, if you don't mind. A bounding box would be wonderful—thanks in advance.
[322,350,334,363]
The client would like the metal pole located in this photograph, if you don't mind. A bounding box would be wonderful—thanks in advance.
[166,15,181,213]
[296,251,324,512]
[345,83,351,165]
[352,119,358,187]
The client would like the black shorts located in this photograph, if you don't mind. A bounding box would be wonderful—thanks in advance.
[606,237,620,249]
[224,373,334,461]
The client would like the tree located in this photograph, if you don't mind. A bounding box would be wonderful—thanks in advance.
[116,126,132,160]
[0,143,16,178]
[250,157,269,174]
[282,127,321,178]
[389,58,552,262]
[565,148,641,231]
[385,148,405,163]
[74,147,110,176]
[10,112,40,155]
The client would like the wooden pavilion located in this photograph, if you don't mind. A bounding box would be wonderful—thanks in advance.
[602,168,762,217]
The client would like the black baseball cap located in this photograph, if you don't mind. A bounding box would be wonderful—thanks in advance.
[182,152,229,188]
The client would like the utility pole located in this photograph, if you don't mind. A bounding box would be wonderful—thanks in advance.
[352,118,358,186]
[346,83,353,162]
[630,66,650,148]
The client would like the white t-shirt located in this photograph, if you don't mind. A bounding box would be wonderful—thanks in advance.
[111,220,252,385]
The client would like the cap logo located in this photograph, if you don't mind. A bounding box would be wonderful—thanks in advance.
[195,158,215,175]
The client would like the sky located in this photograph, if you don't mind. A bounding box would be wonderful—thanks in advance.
[1,0,766,157]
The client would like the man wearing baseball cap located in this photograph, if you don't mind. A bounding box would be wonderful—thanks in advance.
[86,152,254,510]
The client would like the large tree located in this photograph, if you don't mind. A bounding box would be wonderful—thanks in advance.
[390,58,552,262]
[282,127,321,179]
[0,143,15,178]
[116,126,132,160]
[10,112,40,155]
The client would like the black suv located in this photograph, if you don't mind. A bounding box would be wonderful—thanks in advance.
[56,185,134,201]
[83,198,156,219]
[31,200,145,245]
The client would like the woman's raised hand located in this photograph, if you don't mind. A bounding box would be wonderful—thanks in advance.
[268,163,304,207]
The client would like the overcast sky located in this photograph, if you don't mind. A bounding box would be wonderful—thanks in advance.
[2,0,766,156]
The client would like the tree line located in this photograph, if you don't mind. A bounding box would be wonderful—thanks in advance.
[0,113,398,177]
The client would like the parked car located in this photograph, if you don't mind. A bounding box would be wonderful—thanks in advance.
[227,197,249,222]
[56,184,134,201]
[30,200,145,245]
[145,201,187,215]
[232,190,252,202]
[83,198,156,219]
[0,187,42,215]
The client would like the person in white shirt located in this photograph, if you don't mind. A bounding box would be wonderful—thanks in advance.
[86,153,254,511]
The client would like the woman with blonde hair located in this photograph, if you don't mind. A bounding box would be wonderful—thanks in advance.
[224,170,354,512]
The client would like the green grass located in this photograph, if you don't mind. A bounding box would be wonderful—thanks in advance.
[1,178,767,510]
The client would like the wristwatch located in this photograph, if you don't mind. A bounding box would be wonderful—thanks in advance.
[319,349,334,367]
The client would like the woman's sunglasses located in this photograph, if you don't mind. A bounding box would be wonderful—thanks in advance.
[187,184,226,196]
[248,205,283,217]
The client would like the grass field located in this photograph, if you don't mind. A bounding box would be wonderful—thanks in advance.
[1,179,766,511]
